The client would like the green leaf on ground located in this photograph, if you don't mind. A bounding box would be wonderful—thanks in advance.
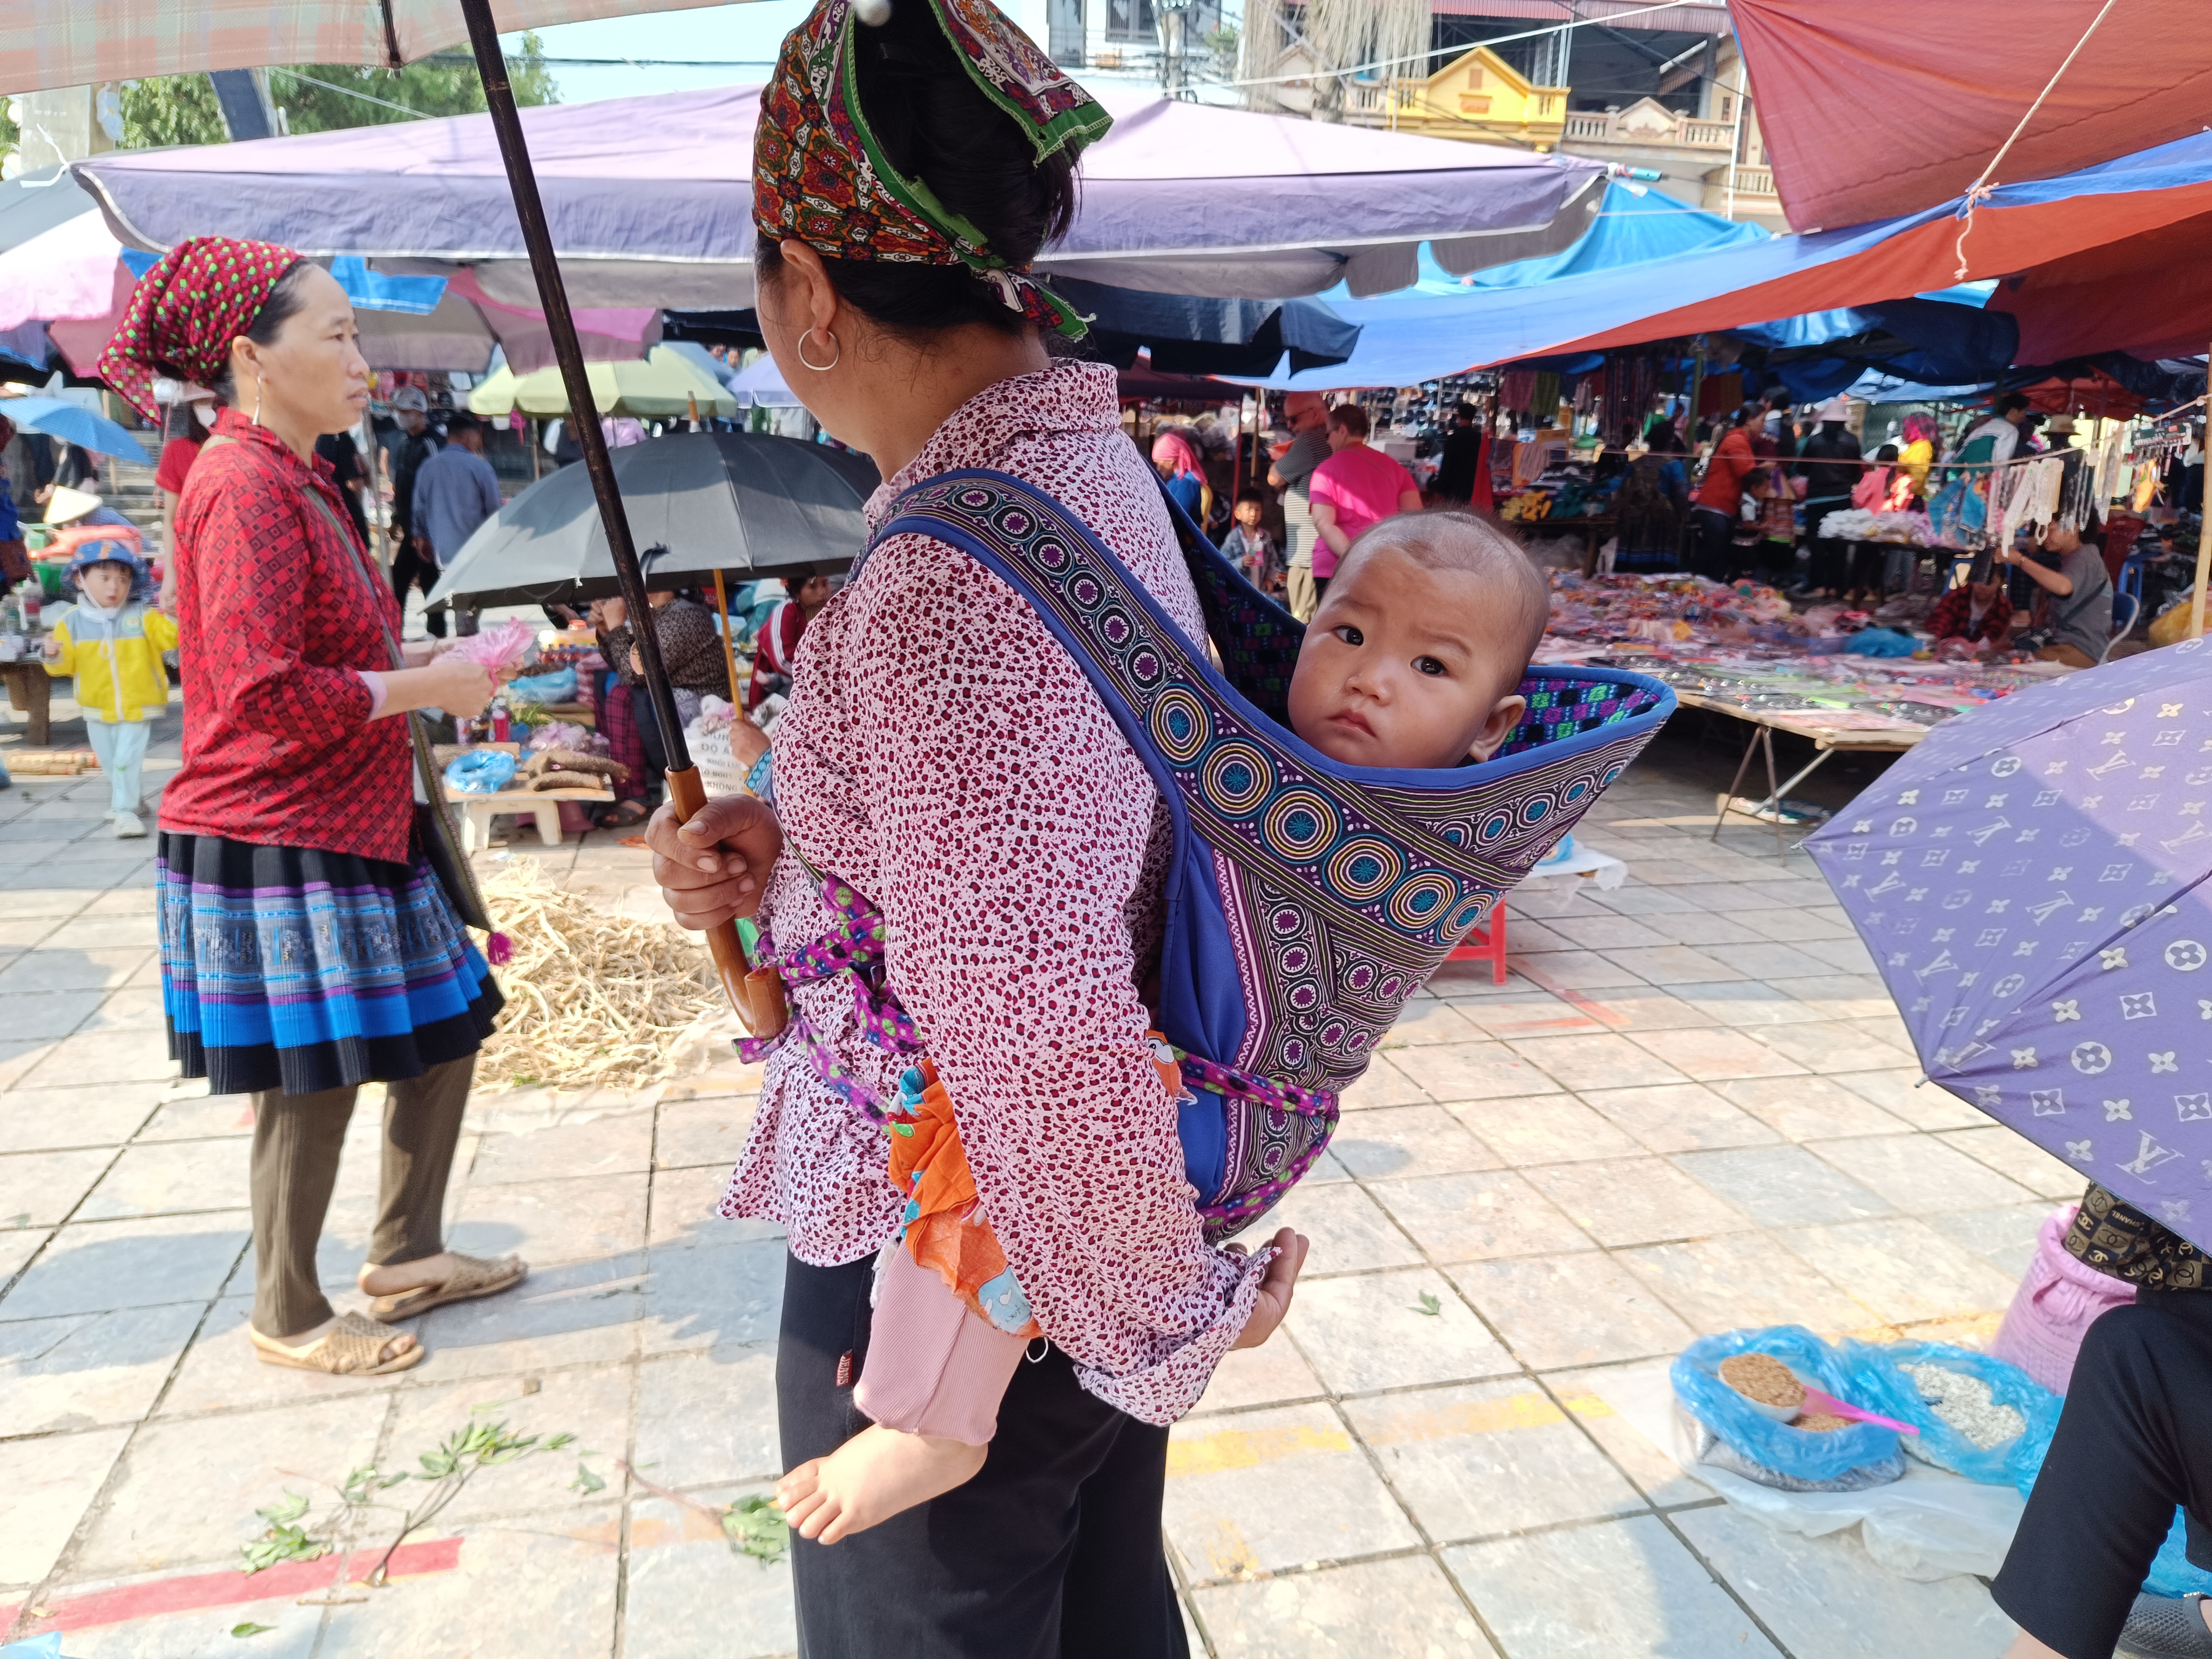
[570,1462,606,1495]
[1411,1291,1442,1317]
[724,1495,788,1564]
[231,1623,276,1638]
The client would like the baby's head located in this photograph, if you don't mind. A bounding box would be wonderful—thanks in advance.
[1287,512,1547,772]
[1233,485,1265,528]
[70,543,143,610]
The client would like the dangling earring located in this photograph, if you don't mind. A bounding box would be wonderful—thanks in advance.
[797,328,840,372]
[251,380,264,428]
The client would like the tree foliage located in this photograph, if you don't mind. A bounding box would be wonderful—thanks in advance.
[116,33,556,151]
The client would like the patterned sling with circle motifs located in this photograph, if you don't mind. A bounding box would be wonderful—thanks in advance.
[785,469,1674,1239]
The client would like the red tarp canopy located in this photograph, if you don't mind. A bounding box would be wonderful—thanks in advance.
[1734,0,2212,233]
[2016,368,2147,420]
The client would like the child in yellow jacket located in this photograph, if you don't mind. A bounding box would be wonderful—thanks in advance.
[42,538,176,838]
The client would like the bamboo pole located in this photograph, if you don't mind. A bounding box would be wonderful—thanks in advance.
[2193,345,2212,640]
[712,568,744,707]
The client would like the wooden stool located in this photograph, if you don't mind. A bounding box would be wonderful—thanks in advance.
[0,660,52,745]
[1442,902,1509,984]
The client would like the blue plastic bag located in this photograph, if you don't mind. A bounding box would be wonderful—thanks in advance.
[505,667,577,705]
[1843,626,1919,657]
[443,750,517,795]
[1672,1326,1900,1485]
[1839,1339,2050,1485]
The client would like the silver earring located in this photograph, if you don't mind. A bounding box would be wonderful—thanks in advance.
[797,328,840,372]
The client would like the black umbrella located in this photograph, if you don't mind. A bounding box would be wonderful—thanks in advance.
[426,430,880,611]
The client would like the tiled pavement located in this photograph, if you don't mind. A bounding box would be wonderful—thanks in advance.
[0,696,2064,1656]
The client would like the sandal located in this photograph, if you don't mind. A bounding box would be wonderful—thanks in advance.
[250,1311,424,1375]
[366,1252,528,1323]
[595,799,650,830]
[2121,1592,2212,1658]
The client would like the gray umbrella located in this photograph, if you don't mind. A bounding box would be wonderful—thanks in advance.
[427,430,881,610]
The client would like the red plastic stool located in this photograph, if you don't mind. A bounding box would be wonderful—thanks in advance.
[1443,901,1508,984]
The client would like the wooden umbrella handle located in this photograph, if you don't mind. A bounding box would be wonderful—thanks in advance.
[664,763,787,1038]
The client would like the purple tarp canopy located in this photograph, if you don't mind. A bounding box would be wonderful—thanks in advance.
[71,84,1602,307]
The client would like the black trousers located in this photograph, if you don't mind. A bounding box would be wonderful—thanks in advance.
[777,1252,1189,1659]
[389,537,447,638]
[1689,505,1736,582]
[1992,1292,2212,1657]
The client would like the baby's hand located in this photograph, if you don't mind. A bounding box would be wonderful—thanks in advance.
[39,638,60,661]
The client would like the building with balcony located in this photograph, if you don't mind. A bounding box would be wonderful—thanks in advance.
[1255,42,1569,149]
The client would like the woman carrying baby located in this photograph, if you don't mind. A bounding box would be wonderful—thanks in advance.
[646,4,1307,1652]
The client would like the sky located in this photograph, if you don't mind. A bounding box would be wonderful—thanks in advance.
[523,3,812,104]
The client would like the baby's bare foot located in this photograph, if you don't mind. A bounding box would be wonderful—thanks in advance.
[773,1424,986,1545]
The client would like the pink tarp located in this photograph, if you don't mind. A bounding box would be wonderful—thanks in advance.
[1734,0,2212,233]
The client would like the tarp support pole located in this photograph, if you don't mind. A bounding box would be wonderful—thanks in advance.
[712,568,744,709]
[2194,340,2212,640]
[457,0,754,1017]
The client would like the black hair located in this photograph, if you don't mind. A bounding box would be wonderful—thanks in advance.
[1453,400,1478,423]
[756,3,1078,340]
[210,259,311,406]
[1998,392,2031,416]
[1328,403,1372,439]
[1874,443,1900,462]
[1235,483,1265,504]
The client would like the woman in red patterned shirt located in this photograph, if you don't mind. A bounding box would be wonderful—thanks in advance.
[646,3,1306,1653]
[98,241,525,1381]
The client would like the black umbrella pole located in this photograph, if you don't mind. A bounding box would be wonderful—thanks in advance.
[458,0,758,1018]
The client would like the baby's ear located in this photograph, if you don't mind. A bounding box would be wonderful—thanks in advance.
[1464,693,1527,764]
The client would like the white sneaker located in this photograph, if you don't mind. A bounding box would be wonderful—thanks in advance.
[112,810,146,839]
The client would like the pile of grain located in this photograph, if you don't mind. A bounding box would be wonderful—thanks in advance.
[474,860,724,1091]
[1795,1413,1851,1433]
[1718,1352,1805,1411]
[1900,1361,2025,1449]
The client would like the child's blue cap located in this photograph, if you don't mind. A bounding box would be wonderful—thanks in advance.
[65,538,148,581]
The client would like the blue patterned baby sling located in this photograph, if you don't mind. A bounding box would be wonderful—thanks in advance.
[861,469,1675,1239]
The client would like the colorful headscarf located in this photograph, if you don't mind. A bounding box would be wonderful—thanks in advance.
[1151,429,1203,481]
[752,0,1109,339]
[96,237,301,423]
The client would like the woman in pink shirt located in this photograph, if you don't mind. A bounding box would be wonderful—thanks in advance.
[1306,402,1425,596]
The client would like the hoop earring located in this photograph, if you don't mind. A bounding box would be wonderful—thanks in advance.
[797,328,840,372]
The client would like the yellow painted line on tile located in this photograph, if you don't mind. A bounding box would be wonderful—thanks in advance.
[1166,1422,1352,1477]
[1197,1519,1264,1579]
[1559,1392,1616,1419]
[1359,1391,1569,1445]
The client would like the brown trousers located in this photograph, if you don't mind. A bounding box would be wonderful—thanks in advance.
[248,1055,473,1337]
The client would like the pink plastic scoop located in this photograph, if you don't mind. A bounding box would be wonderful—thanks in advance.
[1800,1384,1919,1435]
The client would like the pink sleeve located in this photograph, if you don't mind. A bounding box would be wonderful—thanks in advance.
[851,537,1270,1426]
[355,670,390,720]
[1306,458,1343,512]
[855,1245,1027,1445]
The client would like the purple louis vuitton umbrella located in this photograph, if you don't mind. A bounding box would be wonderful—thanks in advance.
[1806,640,2212,1251]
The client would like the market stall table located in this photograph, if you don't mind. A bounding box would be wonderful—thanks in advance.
[443,743,613,852]
[1681,693,1930,854]
[0,659,52,745]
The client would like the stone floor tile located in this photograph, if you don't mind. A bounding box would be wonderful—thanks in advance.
[1349,1377,1647,1542]
[650,1163,768,1249]
[1795,934,1883,975]
[18,1027,177,1088]
[622,1484,796,1659]
[1644,911,1769,948]
[51,915,161,952]
[77,885,159,917]
[1163,1401,1420,1581]
[1267,1183,1422,1275]
[1328,1105,1503,1182]
[0,916,60,949]
[1937,1126,2087,1200]
[1622,1026,1810,1083]
[1557,988,1723,1032]
[0,1147,116,1228]
[1671,1144,1894,1229]
[1370,1170,1596,1263]
[1580,1083,1783,1154]
[469,1107,656,1186]
[1388,1042,1560,1104]
[4,990,104,1041]
[639,1237,786,1356]
[447,1171,648,1267]
[1,1212,246,1320]
[1425,966,1552,1003]
[71,1393,390,1577]
[1779,973,1904,1022]
[0,947,151,994]
[0,1225,51,1286]
[1453,994,1609,1042]
[1507,1033,1691,1094]
[1809,1134,2036,1214]
[0,1300,204,1435]
[414,1255,645,1379]
[1546,1360,1718,1507]
[653,1094,759,1169]
[1289,1268,1515,1394]
[315,1511,623,1658]
[1748,1019,1913,1074]
[1448,1254,1695,1370]
[1193,1554,1499,1658]
[1444,1096,1643,1166]
[1669,1503,2018,1659]
[1735,906,1858,945]
[1600,945,1749,986]
[1584,885,1696,916]
[1340,1053,1432,1110]
[75,1137,248,1221]
[1776,1217,2022,1325]
[1925,1203,2057,1280]
[380,1364,634,1524]
[1507,950,1650,992]
[1521,1157,1751,1248]
[1668,981,1830,1027]
[1502,919,1574,953]
[18,1581,320,1657]
[132,1094,256,1143]
[1616,1236,1878,1335]
[1831,1069,1986,1130]
[1712,1076,1910,1142]
[1702,940,1843,981]
[1193,1333,1329,1415]
[0,1424,131,1586]
[0,1085,163,1152]
[1545,914,1678,952]
[1380,1000,1486,1047]
[1444,1513,1783,1659]
[632,1345,783,1488]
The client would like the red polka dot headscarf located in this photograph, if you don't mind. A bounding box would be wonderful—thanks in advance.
[753,0,1109,339]
[96,236,302,423]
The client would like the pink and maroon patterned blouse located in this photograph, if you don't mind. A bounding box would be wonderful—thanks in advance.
[721,361,1269,1424]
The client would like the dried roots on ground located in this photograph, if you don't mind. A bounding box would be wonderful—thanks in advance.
[475,859,721,1091]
